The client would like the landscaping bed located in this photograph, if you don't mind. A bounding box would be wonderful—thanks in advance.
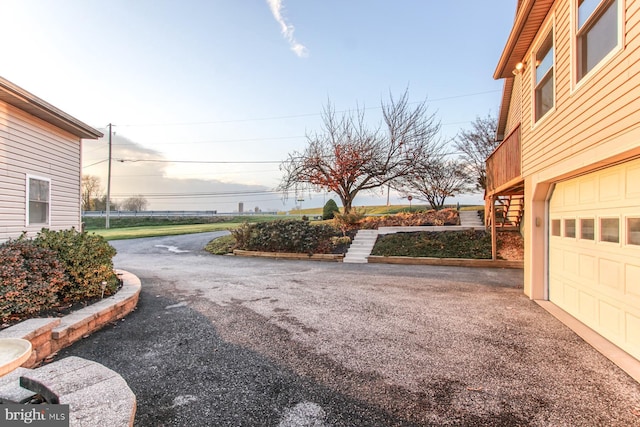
[0,229,119,328]
[205,210,525,262]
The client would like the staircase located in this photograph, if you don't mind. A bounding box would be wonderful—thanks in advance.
[487,195,524,230]
[343,229,379,263]
[458,210,484,227]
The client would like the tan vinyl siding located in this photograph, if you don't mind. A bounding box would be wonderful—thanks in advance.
[506,72,523,134]
[0,102,82,241]
[521,0,640,177]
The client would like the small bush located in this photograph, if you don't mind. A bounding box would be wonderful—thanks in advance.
[333,209,365,235]
[34,228,119,303]
[0,239,69,322]
[205,234,237,255]
[360,209,459,229]
[322,199,340,220]
[232,220,339,254]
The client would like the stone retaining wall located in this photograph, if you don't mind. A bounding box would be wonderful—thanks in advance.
[0,270,141,368]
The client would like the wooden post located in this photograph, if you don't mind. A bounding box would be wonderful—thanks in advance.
[491,195,497,261]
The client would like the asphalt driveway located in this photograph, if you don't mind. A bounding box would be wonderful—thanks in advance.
[59,233,640,426]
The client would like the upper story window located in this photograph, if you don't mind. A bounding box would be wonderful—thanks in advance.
[27,176,50,226]
[535,31,554,121]
[577,0,620,82]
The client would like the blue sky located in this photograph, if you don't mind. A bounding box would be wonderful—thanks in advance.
[1,1,515,211]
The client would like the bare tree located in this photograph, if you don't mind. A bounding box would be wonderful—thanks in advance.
[121,195,148,211]
[453,114,499,192]
[81,175,102,211]
[278,89,442,213]
[393,149,473,210]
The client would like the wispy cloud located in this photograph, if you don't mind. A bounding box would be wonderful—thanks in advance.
[266,0,309,58]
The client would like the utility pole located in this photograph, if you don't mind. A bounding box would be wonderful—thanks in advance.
[106,123,112,229]
[386,184,390,206]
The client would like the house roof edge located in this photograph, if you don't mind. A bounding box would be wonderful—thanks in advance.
[0,76,103,140]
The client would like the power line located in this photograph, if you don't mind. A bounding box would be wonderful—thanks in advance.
[83,159,108,168]
[114,158,282,164]
[110,189,291,199]
[111,135,305,146]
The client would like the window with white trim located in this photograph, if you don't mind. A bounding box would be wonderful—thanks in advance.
[27,176,50,225]
[577,0,620,82]
[535,30,554,121]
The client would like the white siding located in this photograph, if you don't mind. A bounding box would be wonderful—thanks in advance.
[0,102,82,241]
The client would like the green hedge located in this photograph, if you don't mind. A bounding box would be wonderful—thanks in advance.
[0,239,69,322]
[34,229,119,303]
[232,220,340,254]
[1,229,120,324]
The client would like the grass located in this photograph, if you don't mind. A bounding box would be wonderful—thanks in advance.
[371,230,493,259]
[84,215,284,240]
[91,223,239,241]
[83,215,280,230]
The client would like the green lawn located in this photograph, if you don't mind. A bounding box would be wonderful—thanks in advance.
[91,223,237,241]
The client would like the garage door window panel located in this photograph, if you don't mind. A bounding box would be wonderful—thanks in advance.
[565,219,577,238]
[552,219,562,236]
[580,218,595,240]
[627,217,640,245]
[600,217,620,243]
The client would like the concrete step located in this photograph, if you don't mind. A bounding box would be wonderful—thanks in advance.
[343,229,380,263]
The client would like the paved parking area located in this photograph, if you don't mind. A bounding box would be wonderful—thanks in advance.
[59,233,640,426]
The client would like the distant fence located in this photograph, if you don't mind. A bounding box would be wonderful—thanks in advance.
[82,210,279,218]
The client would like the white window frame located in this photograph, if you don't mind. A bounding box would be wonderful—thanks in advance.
[598,215,621,245]
[26,174,51,227]
[625,215,640,247]
[578,216,596,242]
[572,0,624,90]
[532,18,556,127]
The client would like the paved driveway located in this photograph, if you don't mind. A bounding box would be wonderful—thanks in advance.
[59,233,640,426]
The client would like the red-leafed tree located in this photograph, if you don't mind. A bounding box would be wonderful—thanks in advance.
[278,89,442,213]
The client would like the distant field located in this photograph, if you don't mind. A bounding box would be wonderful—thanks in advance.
[290,204,483,215]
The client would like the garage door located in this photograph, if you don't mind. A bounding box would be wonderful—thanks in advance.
[549,158,640,361]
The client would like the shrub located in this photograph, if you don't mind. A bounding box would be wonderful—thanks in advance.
[359,209,459,229]
[333,209,365,235]
[232,220,339,254]
[322,199,340,220]
[0,239,69,323]
[205,234,237,255]
[34,228,119,303]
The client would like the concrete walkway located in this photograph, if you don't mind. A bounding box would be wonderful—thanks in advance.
[459,210,484,226]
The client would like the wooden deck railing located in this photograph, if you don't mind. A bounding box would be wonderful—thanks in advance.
[486,124,521,193]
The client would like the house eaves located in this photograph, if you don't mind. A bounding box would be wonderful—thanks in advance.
[494,0,555,79]
[0,76,103,140]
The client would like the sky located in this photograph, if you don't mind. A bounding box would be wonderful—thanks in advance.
[1,1,516,212]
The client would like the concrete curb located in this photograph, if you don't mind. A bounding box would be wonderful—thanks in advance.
[233,249,344,262]
[0,269,141,368]
[367,256,524,269]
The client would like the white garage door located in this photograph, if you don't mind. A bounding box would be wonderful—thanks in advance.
[549,158,640,361]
